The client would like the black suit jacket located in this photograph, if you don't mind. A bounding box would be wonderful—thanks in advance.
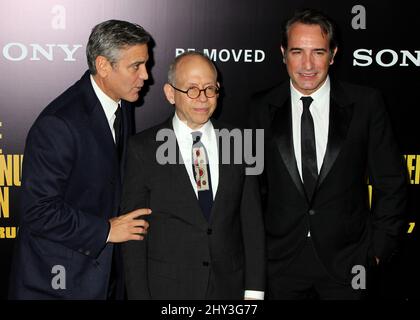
[250,80,407,283]
[121,117,265,299]
[9,71,133,299]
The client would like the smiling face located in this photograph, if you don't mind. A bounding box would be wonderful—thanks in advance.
[281,22,337,95]
[94,43,149,102]
[164,55,219,130]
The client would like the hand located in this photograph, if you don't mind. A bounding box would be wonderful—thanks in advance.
[108,208,151,243]
[375,256,380,265]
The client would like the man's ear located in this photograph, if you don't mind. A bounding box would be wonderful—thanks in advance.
[330,47,338,65]
[163,83,175,105]
[281,46,286,63]
[95,56,112,78]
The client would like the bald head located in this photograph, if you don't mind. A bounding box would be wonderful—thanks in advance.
[163,51,219,129]
[168,51,217,86]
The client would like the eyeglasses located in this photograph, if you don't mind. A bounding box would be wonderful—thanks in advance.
[170,84,219,99]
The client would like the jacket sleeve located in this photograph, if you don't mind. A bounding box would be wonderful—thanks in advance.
[240,172,266,292]
[20,115,109,259]
[367,90,407,262]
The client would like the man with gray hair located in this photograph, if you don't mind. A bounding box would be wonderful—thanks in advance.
[9,20,152,299]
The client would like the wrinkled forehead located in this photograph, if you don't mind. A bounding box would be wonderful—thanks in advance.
[174,55,218,83]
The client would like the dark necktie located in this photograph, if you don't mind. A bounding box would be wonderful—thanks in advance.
[113,104,123,161]
[191,131,213,221]
[301,96,318,201]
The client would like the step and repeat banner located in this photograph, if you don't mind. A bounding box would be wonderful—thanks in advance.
[0,0,419,299]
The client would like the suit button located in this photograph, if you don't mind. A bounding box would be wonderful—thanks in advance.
[202,261,209,267]
[308,209,316,216]
[207,228,212,235]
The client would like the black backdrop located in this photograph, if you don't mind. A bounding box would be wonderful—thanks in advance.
[0,0,419,299]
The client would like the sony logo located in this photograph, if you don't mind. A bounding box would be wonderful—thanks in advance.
[353,49,420,67]
[1,43,82,61]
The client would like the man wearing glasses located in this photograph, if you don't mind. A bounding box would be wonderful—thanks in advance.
[120,51,265,299]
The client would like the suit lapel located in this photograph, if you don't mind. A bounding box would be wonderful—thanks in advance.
[264,80,354,201]
[209,120,232,224]
[164,118,209,228]
[82,72,119,182]
[271,94,306,200]
[317,81,354,188]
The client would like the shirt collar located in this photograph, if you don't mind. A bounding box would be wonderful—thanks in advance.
[90,75,120,121]
[290,75,330,106]
[172,112,214,144]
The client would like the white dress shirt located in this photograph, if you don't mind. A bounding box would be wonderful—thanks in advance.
[90,75,120,143]
[172,112,264,300]
[172,113,219,199]
[290,76,330,178]
[290,76,330,238]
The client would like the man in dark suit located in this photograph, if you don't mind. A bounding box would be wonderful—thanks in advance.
[121,52,265,299]
[250,9,407,299]
[9,20,152,299]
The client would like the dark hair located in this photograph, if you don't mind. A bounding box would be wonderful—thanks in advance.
[281,9,338,55]
[86,19,151,74]
[167,51,217,85]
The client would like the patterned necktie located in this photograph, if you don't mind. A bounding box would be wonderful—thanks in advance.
[300,96,318,201]
[113,104,123,161]
[191,131,213,221]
